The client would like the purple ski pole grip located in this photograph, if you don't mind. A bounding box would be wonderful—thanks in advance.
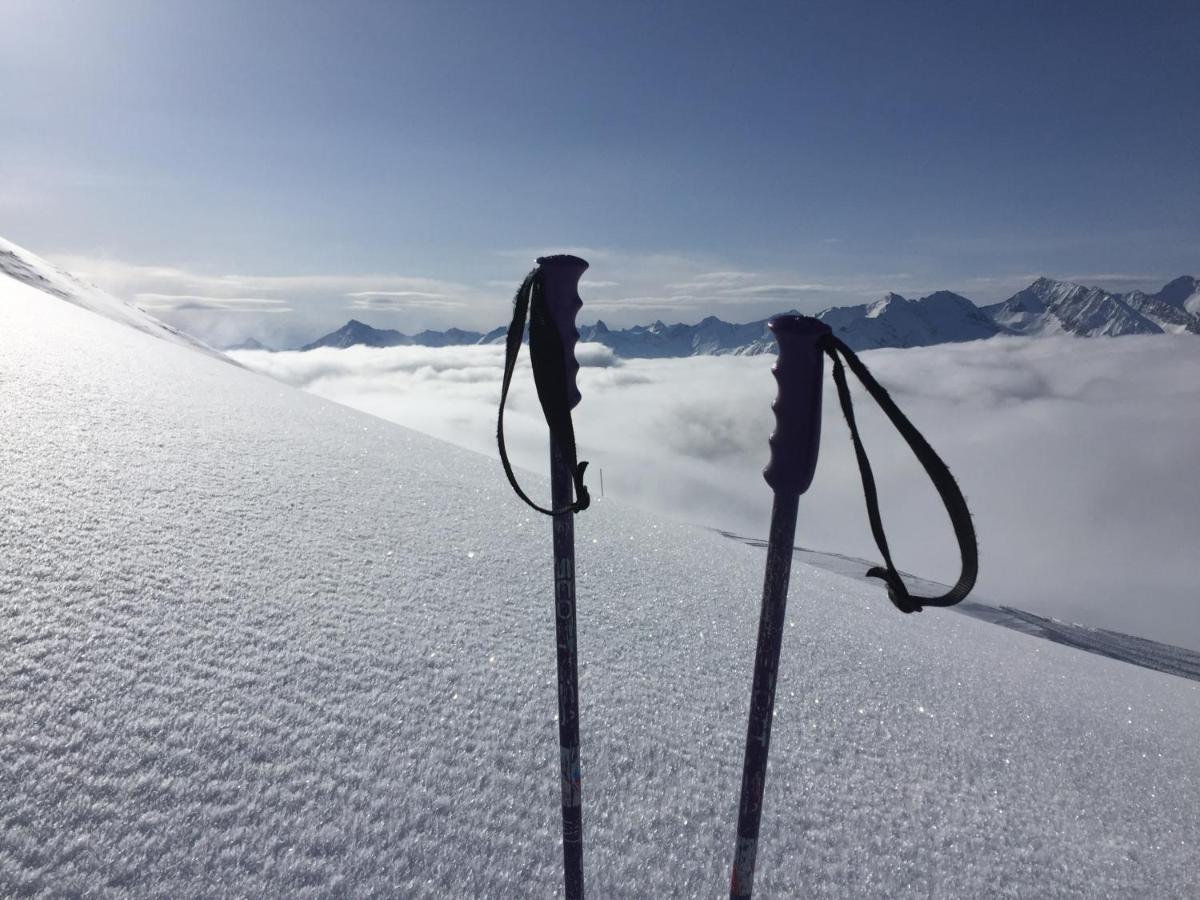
[763,314,832,497]
[536,254,589,410]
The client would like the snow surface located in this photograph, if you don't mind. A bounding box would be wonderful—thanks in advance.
[713,535,1200,684]
[4,273,1200,897]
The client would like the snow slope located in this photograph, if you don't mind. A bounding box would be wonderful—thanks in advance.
[712,534,1200,684]
[3,273,1200,897]
[0,236,225,359]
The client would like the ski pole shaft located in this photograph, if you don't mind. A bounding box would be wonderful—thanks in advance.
[730,315,830,899]
[538,254,588,900]
[551,438,584,899]
[730,491,798,898]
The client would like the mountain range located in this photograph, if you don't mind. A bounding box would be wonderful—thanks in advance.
[267,275,1200,357]
[297,321,487,351]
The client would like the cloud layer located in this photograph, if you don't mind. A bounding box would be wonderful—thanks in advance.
[231,335,1200,648]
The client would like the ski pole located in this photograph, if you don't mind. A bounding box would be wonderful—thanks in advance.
[728,315,978,896]
[540,256,587,899]
[730,314,831,900]
[496,255,591,899]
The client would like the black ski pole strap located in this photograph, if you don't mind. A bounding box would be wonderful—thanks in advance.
[820,334,977,614]
[497,270,590,517]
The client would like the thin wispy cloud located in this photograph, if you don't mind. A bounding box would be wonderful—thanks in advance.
[719,283,845,298]
[492,246,616,263]
[347,294,469,312]
[58,255,473,299]
[136,293,292,313]
[49,253,488,345]
[1062,273,1167,287]
[346,291,453,298]
[584,301,708,315]
[665,271,762,291]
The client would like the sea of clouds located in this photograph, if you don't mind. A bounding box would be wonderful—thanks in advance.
[231,334,1200,649]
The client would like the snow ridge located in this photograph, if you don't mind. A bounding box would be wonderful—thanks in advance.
[0,236,226,359]
[982,276,1189,337]
[816,290,1001,350]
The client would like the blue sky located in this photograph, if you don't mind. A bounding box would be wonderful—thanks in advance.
[2,0,1197,346]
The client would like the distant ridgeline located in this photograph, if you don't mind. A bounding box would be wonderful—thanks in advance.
[278,275,1200,357]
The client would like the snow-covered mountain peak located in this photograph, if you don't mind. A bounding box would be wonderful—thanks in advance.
[1154,275,1200,315]
[226,336,271,352]
[815,288,999,350]
[865,292,906,318]
[1026,276,1088,304]
[300,319,487,351]
[1156,275,1199,303]
[922,289,973,307]
[1030,275,1067,291]
[301,319,398,350]
[985,275,1200,338]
